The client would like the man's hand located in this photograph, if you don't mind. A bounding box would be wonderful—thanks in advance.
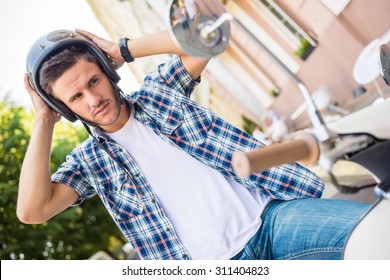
[76,29,125,69]
[24,74,61,124]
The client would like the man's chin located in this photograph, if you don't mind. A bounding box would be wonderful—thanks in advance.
[96,118,118,127]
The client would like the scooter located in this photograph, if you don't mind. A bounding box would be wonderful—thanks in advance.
[166,0,390,259]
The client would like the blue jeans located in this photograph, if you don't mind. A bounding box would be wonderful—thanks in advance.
[231,198,371,260]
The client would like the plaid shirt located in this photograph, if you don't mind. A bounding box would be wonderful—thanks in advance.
[52,55,324,260]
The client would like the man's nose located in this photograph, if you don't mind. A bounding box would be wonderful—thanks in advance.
[85,91,102,107]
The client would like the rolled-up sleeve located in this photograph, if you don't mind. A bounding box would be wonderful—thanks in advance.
[156,55,200,98]
[51,152,96,205]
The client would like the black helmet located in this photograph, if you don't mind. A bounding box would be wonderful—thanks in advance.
[26,29,121,122]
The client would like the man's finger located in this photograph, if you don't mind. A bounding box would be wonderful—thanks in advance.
[24,73,36,92]
[75,28,94,38]
[76,28,103,43]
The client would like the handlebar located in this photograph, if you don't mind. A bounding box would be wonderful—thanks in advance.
[232,133,319,178]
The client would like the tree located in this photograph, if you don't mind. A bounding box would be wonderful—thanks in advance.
[0,97,127,259]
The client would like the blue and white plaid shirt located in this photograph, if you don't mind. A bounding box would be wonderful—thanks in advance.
[52,55,324,260]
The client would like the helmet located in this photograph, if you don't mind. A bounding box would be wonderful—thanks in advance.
[26,29,121,122]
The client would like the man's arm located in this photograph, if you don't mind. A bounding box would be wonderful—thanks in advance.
[17,75,79,224]
[76,29,210,80]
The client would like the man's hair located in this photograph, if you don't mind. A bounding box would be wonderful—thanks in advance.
[39,46,100,96]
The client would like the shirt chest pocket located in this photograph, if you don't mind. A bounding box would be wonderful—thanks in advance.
[93,174,144,221]
[171,102,215,145]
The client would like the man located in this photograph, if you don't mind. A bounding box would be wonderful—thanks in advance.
[18,29,369,260]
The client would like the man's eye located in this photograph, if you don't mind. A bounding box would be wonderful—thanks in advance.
[90,78,98,87]
[71,93,82,102]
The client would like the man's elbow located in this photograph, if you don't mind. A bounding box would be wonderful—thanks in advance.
[16,207,48,225]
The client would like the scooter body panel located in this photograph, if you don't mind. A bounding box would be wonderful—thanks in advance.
[344,198,390,259]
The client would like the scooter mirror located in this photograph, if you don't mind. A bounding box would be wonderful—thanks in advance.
[379,44,390,86]
[167,0,232,59]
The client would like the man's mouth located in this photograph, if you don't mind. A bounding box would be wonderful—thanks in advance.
[94,102,109,117]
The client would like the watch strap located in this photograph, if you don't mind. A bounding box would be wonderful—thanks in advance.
[119,37,134,63]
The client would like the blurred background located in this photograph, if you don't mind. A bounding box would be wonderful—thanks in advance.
[1,0,390,260]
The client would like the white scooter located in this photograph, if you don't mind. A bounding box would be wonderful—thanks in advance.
[167,0,390,259]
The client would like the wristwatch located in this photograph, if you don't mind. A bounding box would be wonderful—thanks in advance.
[119,37,134,63]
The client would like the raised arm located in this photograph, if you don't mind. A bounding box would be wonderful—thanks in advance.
[17,75,79,224]
[76,29,210,80]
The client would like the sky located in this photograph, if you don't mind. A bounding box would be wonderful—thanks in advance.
[0,0,137,107]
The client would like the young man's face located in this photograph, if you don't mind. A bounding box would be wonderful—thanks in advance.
[52,58,128,132]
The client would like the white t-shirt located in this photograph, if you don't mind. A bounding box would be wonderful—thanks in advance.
[106,109,270,259]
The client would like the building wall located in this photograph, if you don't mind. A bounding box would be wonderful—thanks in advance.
[246,0,390,129]
[87,0,390,132]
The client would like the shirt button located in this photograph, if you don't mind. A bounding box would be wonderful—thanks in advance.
[151,199,156,204]
[182,254,188,259]
[166,227,171,232]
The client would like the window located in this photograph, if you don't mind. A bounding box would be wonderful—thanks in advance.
[320,0,351,16]
[258,0,317,60]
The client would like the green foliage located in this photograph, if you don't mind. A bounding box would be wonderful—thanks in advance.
[242,116,257,135]
[270,87,280,98]
[0,97,30,186]
[294,37,315,60]
[50,121,89,174]
[0,97,126,259]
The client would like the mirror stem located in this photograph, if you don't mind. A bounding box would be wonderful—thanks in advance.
[200,12,233,40]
